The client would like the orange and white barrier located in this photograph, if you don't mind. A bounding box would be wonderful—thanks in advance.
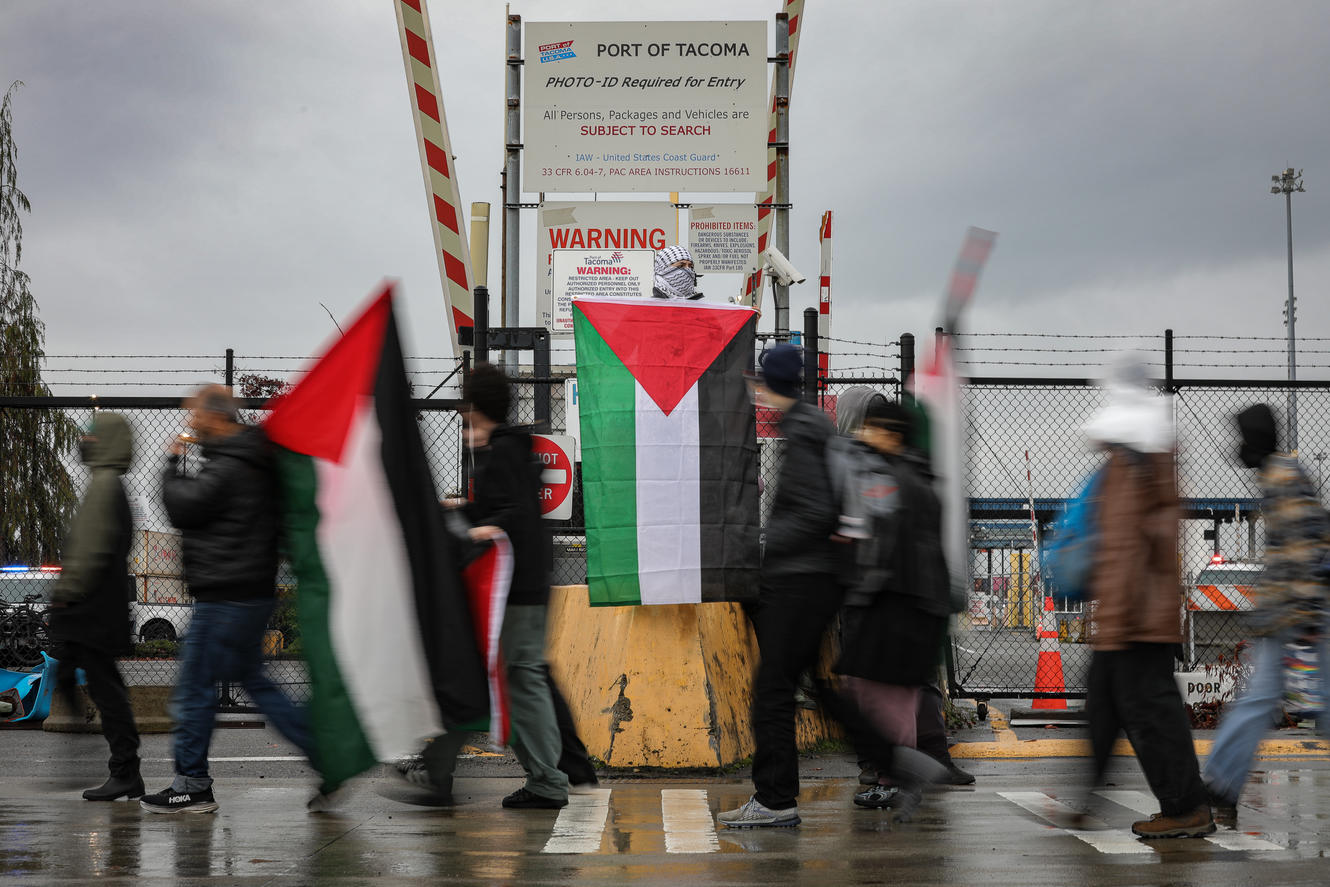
[740,0,806,310]
[1187,582,1255,611]
[393,0,474,354]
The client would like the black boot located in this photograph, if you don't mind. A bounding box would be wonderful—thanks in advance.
[83,773,145,801]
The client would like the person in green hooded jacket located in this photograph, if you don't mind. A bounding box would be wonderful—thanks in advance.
[49,411,143,801]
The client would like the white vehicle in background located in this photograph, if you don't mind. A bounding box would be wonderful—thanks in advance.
[1188,559,1261,612]
[131,576,193,643]
[1185,558,1261,667]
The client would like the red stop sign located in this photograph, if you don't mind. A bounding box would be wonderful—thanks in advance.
[531,435,574,518]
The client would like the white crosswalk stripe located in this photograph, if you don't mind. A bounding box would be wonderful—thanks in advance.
[997,791,1154,854]
[661,789,720,853]
[541,789,612,854]
[1094,790,1285,852]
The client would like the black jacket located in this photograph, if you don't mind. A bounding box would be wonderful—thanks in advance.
[763,400,839,578]
[163,425,279,600]
[835,449,951,686]
[465,425,551,606]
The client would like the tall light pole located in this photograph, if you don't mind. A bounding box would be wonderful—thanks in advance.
[1272,167,1305,451]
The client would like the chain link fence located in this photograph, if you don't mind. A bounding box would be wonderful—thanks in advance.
[4,355,1326,710]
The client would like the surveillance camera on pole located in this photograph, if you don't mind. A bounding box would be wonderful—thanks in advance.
[762,246,807,286]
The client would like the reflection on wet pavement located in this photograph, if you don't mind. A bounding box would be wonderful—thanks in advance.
[3,771,1330,885]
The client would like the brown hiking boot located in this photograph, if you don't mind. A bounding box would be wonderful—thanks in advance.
[1130,805,1216,839]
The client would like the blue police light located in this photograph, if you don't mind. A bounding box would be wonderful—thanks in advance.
[1,566,31,572]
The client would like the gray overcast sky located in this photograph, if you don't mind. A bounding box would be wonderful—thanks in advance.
[3,0,1329,384]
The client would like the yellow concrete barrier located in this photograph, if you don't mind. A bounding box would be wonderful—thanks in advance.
[545,585,841,769]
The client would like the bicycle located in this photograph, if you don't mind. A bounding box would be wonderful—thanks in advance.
[0,594,52,670]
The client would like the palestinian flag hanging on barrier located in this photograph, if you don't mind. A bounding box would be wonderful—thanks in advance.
[264,284,491,790]
[573,298,760,607]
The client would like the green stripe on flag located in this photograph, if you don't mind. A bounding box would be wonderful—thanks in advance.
[574,308,641,605]
[276,448,376,790]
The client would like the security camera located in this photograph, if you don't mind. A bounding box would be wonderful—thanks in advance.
[762,246,806,286]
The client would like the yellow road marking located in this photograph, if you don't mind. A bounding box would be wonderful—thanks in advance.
[951,734,1330,760]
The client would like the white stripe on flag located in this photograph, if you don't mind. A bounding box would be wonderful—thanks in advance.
[316,398,444,761]
[634,381,701,605]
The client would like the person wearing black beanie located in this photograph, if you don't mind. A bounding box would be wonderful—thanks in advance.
[1204,404,1330,821]
[718,344,843,829]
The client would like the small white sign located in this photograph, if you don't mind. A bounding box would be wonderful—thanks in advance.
[552,248,654,333]
[564,378,581,460]
[687,204,758,273]
[1174,670,1245,706]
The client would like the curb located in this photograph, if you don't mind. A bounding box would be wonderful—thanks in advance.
[949,708,1330,760]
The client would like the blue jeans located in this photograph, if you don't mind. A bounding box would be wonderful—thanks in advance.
[1203,626,1330,804]
[172,599,311,792]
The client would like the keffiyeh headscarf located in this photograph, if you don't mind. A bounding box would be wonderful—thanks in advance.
[652,245,702,300]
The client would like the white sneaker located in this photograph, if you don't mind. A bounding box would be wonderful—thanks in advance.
[716,795,801,828]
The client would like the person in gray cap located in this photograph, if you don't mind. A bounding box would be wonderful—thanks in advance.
[651,245,703,300]
[718,343,840,828]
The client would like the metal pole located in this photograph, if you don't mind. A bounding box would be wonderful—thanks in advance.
[899,333,915,389]
[802,307,818,405]
[504,14,522,367]
[1163,329,1173,394]
[533,330,551,433]
[474,285,490,367]
[772,12,790,336]
[1285,187,1298,451]
[224,348,234,390]
[1272,167,1304,451]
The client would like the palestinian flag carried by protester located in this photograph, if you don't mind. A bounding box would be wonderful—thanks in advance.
[264,284,493,790]
[909,227,997,613]
[573,298,759,607]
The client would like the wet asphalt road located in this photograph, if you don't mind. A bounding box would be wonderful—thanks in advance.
[3,728,1330,885]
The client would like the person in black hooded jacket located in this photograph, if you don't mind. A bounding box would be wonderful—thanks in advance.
[718,344,843,829]
[830,399,953,817]
[142,385,313,815]
[49,411,143,801]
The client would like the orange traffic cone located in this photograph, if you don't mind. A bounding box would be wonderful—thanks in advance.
[1031,596,1067,710]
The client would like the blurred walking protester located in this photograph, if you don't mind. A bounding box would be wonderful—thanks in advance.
[49,412,143,801]
[1079,356,1214,838]
[1203,404,1330,821]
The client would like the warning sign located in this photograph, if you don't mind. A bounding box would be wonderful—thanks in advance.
[538,202,675,334]
[552,248,653,331]
[533,434,576,520]
[687,204,758,273]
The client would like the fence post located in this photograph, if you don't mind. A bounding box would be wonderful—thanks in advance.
[802,307,818,404]
[224,348,234,390]
[474,285,490,366]
[533,329,551,433]
[1164,328,1174,393]
[899,333,915,390]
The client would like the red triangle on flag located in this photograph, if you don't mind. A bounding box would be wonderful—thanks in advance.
[264,283,393,463]
[575,300,755,415]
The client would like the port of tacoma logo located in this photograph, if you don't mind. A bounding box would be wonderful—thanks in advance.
[539,41,575,63]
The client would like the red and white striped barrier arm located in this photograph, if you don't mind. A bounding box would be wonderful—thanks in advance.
[818,210,831,377]
[393,0,474,354]
[740,0,806,310]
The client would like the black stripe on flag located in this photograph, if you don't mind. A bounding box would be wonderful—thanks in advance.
[372,312,488,727]
[696,314,760,602]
